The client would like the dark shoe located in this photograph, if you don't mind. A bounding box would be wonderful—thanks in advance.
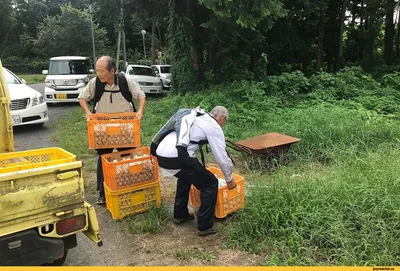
[96,196,106,205]
[197,227,217,237]
[172,214,195,225]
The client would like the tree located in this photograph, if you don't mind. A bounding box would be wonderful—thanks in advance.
[384,0,396,65]
[36,4,109,57]
[0,0,15,55]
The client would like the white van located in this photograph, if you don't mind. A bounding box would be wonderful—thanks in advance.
[42,56,94,103]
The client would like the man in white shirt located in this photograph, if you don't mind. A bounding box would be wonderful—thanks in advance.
[151,106,236,236]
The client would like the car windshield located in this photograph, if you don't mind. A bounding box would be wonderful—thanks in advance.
[128,67,155,77]
[4,69,21,84]
[160,66,171,73]
[49,59,91,75]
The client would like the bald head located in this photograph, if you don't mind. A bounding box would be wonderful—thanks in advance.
[96,56,115,72]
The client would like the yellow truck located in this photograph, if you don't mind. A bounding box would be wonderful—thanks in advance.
[0,60,102,266]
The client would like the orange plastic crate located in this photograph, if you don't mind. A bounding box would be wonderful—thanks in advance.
[87,113,140,149]
[104,180,161,220]
[189,167,245,218]
[101,147,159,191]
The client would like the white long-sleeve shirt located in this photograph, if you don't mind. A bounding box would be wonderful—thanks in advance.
[156,113,233,181]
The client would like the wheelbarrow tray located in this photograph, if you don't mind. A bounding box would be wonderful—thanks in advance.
[234,132,301,156]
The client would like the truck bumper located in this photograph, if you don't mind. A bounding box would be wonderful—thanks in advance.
[0,229,76,266]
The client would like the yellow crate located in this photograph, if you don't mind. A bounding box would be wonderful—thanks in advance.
[189,167,245,218]
[0,148,76,174]
[104,180,161,220]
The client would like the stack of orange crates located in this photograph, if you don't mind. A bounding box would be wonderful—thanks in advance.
[87,113,160,220]
[189,167,245,218]
[101,147,161,220]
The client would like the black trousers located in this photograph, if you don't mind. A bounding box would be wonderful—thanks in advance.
[96,148,131,197]
[173,158,218,231]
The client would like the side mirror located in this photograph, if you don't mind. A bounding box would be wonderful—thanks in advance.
[21,79,27,84]
[89,69,95,74]
[42,70,48,75]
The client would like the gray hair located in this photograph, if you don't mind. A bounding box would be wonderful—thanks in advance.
[210,106,229,120]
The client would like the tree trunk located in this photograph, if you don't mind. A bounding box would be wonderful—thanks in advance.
[396,7,400,57]
[156,20,162,47]
[190,46,199,70]
[317,16,325,71]
[248,52,258,73]
[384,0,395,65]
[151,18,156,65]
[336,0,347,71]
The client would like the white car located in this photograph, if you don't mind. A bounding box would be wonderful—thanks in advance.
[43,56,94,103]
[125,65,163,94]
[4,68,48,127]
[151,65,172,90]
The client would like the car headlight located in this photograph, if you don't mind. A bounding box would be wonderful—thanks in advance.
[45,79,56,89]
[32,94,45,106]
[77,78,89,85]
[154,81,162,86]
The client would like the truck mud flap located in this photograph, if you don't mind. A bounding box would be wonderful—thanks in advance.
[83,202,102,247]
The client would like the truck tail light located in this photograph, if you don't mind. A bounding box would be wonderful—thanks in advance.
[56,215,86,235]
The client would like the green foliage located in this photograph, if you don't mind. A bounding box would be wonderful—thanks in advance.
[198,0,286,29]
[2,56,48,74]
[16,74,46,84]
[263,71,311,98]
[36,4,109,58]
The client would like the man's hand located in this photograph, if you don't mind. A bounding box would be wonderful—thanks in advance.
[227,179,236,190]
[136,109,143,120]
[85,111,93,121]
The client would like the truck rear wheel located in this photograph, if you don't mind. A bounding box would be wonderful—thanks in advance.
[49,250,68,266]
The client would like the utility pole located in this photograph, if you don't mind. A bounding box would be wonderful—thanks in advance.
[116,1,123,72]
[141,30,147,60]
[122,30,127,71]
[89,4,96,65]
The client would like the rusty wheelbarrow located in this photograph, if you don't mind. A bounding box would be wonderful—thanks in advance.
[226,132,301,169]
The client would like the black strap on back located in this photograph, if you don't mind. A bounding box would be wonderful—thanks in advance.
[93,73,137,113]
[190,140,208,167]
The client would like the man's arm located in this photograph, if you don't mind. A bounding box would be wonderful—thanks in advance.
[206,127,236,189]
[78,78,96,120]
[136,96,145,120]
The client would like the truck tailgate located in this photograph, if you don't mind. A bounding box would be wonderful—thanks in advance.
[0,161,84,233]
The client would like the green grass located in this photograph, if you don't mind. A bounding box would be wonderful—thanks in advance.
[124,204,170,234]
[16,74,46,84]
[52,78,400,265]
[175,247,216,263]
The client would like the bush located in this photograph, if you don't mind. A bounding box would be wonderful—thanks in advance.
[2,56,48,74]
